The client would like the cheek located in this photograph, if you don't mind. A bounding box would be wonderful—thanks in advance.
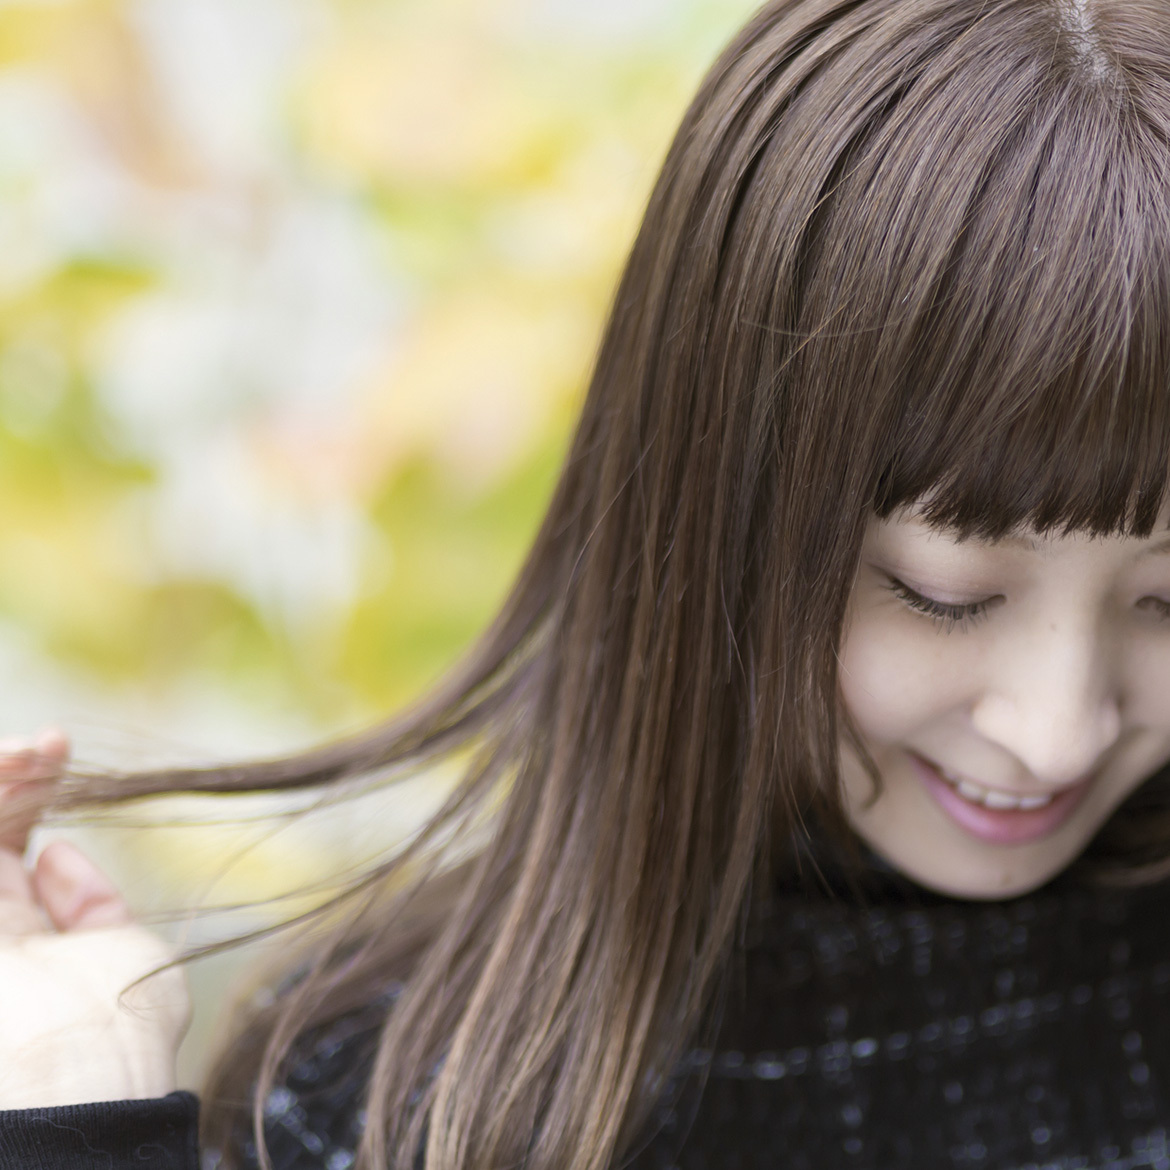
[1124,637,1170,729]
[838,614,976,746]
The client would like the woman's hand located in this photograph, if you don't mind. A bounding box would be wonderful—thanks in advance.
[0,729,192,1109]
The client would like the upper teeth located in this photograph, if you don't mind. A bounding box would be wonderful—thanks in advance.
[942,770,1054,811]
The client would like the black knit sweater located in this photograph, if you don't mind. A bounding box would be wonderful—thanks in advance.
[3,859,1170,1170]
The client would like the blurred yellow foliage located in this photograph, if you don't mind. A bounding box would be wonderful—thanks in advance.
[0,0,762,1083]
[0,0,759,885]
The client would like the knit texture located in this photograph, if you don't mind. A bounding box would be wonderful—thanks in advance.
[633,872,1170,1169]
[0,1091,199,1168]
[6,870,1170,1169]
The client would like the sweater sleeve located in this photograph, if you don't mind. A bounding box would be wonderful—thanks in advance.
[0,1092,200,1169]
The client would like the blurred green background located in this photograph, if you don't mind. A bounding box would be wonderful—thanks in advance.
[0,0,760,1082]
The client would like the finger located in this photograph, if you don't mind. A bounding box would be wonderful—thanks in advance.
[0,848,33,901]
[33,728,69,761]
[0,763,61,794]
[0,820,31,856]
[0,849,48,935]
[0,744,39,778]
[0,728,69,781]
[0,779,54,854]
[0,730,70,853]
[33,841,134,932]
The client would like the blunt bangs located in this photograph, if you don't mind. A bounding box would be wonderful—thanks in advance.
[787,0,1170,541]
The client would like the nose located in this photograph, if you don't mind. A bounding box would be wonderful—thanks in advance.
[969,624,1122,788]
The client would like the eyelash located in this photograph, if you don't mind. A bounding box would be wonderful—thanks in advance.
[885,578,1170,631]
[1140,596,1170,621]
[885,577,993,633]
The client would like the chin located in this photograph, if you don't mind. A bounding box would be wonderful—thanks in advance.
[911,866,1059,901]
[866,837,1082,901]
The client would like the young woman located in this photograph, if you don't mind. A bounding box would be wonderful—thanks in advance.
[5,0,1170,1167]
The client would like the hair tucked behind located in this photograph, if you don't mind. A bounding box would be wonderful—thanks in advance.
[16,1,1170,1166]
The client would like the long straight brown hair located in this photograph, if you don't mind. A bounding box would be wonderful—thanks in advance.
[18,0,1170,1166]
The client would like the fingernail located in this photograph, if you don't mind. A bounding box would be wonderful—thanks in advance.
[33,728,66,755]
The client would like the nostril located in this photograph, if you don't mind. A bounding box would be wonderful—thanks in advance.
[970,692,1122,790]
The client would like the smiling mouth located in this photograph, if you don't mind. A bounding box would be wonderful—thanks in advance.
[932,766,1057,811]
[909,753,1094,845]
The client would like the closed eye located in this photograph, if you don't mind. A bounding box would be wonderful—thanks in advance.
[885,577,999,633]
[1138,596,1170,621]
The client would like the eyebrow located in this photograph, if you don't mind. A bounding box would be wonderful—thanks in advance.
[992,533,1041,552]
[990,532,1170,557]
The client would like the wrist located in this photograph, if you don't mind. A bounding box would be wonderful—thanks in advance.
[0,1025,178,1109]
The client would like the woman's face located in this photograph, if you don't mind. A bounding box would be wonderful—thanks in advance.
[838,507,1170,899]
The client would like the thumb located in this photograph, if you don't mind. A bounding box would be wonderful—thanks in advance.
[32,841,134,931]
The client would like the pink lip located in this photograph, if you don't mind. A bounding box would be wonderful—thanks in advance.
[909,753,1092,845]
